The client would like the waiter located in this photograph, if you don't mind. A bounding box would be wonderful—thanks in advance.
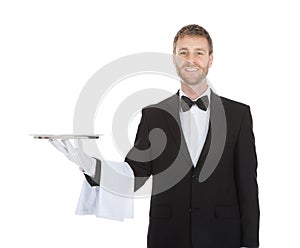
[51,24,259,248]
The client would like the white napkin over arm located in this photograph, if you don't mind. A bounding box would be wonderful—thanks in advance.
[75,160,134,221]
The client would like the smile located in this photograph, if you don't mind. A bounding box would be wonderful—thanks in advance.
[184,67,199,72]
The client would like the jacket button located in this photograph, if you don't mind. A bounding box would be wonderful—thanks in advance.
[189,208,192,212]
[192,175,198,180]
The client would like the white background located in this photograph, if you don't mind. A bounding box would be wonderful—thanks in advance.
[1,0,299,247]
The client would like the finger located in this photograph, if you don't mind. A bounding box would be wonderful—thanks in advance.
[61,139,77,154]
[74,139,83,151]
[48,139,68,156]
[60,140,85,167]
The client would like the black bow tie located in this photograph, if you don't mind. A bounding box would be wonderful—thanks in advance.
[181,95,209,112]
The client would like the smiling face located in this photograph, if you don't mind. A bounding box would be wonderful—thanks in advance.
[173,35,213,86]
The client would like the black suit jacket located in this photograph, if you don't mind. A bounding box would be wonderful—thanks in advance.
[87,90,259,248]
[125,92,259,248]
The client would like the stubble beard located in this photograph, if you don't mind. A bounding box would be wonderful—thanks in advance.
[175,63,209,87]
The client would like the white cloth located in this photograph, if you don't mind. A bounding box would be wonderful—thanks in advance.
[179,87,211,166]
[76,160,134,221]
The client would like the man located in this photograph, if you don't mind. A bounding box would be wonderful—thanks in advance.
[52,24,260,248]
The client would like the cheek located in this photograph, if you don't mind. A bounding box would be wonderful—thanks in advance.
[175,57,186,67]
[196,58,210,68]
[193,59,204,67]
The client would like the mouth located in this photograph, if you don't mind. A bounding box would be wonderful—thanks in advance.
[184,67,199,72]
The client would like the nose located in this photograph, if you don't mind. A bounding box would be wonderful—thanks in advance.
[186,53,196,64]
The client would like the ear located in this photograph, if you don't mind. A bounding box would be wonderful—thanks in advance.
[208,54,213,68]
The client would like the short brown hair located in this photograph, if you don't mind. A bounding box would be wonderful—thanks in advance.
[173,24,213,55]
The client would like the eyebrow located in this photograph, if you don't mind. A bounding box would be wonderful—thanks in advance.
[178,47,206,51]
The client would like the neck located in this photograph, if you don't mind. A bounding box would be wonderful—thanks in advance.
[181,80,208,100]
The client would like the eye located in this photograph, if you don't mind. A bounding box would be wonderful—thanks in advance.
[197,51,204,55]
[179,51,187,55]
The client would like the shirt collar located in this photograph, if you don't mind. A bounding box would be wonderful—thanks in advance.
[179,86,211,102]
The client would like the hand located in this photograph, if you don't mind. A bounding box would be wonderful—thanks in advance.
[49,139,96,177]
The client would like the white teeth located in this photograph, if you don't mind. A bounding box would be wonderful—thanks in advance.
[185,68,198,72]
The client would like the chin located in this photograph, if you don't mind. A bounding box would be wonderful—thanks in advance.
[182,78,206,86]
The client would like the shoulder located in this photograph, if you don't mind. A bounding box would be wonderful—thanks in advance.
[220,95,249,109]
[141,93,178,114]
[218,94,251,116]
[216,94,254,129]
[210,91,253,125]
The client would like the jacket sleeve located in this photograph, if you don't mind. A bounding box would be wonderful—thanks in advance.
[84,108,152,190]
[234,106,260,247]
[125,108,153,191]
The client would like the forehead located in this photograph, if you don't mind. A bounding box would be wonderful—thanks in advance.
[176,35,209,51]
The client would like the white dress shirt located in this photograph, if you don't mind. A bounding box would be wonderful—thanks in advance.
[179,87,211,166]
